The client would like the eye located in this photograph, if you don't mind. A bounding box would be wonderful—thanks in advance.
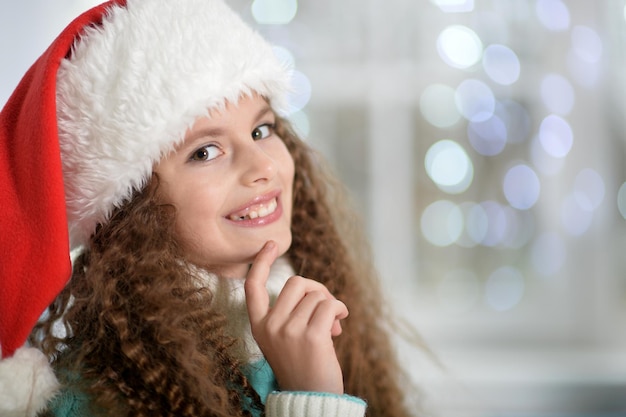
[252,124,274,141]
[189,144,221,162]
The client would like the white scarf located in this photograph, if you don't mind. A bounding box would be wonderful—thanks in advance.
[192,256,294,364]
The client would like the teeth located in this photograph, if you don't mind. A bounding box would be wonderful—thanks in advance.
[229,198,277,221]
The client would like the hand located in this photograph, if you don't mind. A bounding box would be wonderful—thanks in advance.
[244,241,348,394]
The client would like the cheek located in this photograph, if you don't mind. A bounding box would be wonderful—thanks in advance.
[176,189,223,226]
[168,184,224,239]
[282,159,296,213]
[280,148,296,190]
[172,204,220,263]
[286,159,295,191]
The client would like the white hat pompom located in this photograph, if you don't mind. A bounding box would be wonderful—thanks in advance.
[0,347,60,417]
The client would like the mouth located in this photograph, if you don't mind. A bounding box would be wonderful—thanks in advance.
[227,197,278,221]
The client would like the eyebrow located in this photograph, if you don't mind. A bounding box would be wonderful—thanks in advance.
[184,103,274,144]
[255,104,274,122]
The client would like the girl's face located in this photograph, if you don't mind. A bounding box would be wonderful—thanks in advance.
[154,94,294,278]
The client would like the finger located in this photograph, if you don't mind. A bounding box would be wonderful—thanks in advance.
[286,294,348,332]
[331,318,344,337]
[286,290,329,327]
[271,276,335,318]
[245,241,279,326]
[308,299,348,337]
[281,293,346,341]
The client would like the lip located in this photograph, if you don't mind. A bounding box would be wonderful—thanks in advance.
[225,190,283,227]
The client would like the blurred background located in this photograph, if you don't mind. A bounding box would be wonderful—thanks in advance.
[2,1,625,416]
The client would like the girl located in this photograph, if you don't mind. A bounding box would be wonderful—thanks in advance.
[0,0,418,416]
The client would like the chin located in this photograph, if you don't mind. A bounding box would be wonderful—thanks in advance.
[272,233,292,258]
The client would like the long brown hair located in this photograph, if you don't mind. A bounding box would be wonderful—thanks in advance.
[31,116,417,416]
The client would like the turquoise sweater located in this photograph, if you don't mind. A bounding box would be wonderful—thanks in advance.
[47,258,366,417]
[48,358,278,416]
[48,359,366,417]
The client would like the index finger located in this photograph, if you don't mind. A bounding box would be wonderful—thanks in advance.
[244,240,279,326]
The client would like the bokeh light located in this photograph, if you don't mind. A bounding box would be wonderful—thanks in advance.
[482,44,521,85]
[272,46,295,68]
[468,98,532,153]
[500,100,531,144]
[617,182,626,219]
[541,73,575,115]
[501,208,535,249]
[479,200,507,247]
[561,194,594,236]
[419,84,462,128]
[469,202,535,249]
[437,25,483,69]
[535,0,570,32]
[538,115,573,158]
[455,79,496,122]
[530,135,565,175]
[571,26,603,63]
[573,168,605,211]
[531,232,567,276]
[503,164,541,210]
[484,266,525,311]
[467,114,507,156]
[456,202,488,247]
[286,70,312,114]
[568,26,603,88]
[251,0,298,24]
[430,0,475,13]
[567,50,601,88]
[425,139,474,194]
[421,200,464,247]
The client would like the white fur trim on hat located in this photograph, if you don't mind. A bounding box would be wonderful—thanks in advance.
[0,347,60,417]
[56,0,292,249]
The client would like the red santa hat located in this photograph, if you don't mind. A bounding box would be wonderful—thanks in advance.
[0,0,290,414]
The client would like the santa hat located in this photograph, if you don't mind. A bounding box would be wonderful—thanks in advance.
[0,0,290,414]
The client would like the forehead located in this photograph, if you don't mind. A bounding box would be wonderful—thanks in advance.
[189,95,272,132]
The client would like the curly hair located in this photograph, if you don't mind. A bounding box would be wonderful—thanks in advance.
[31,116,417,417]
[282,120,416,417]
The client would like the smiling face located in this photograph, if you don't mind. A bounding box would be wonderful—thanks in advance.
[154,94,295,278]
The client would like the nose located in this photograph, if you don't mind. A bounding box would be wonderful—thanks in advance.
[238,142,277,185]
